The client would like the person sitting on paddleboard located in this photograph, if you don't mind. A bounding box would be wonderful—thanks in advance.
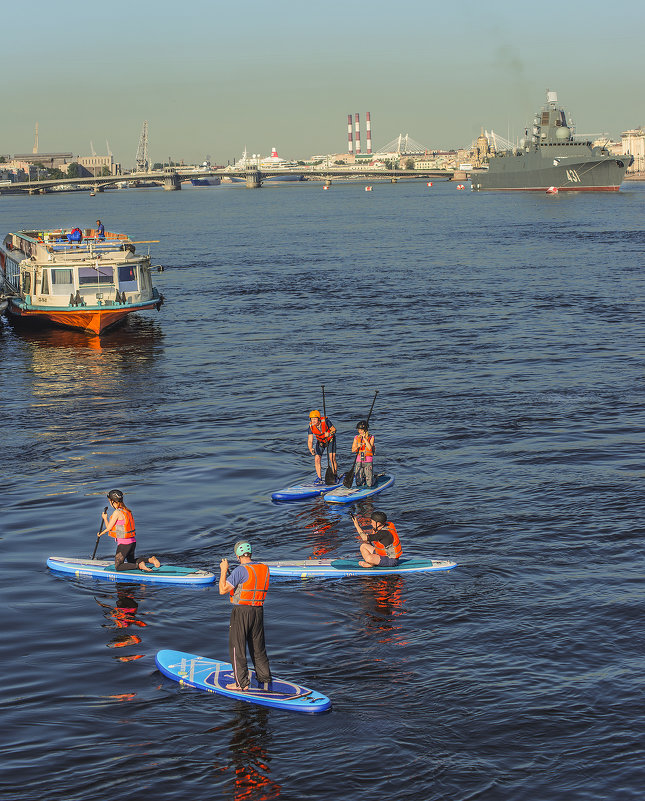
[351,511,402,568]
[352,420,375,487]
[219,541,272,692]
[98,489,161,572]
[307,409,337,484]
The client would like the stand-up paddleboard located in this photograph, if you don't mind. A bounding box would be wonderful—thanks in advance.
[324,473,395,504]
[265,557,457,578]
[156,649,331,714]
[271,474,345,501]
[47,557,215,585]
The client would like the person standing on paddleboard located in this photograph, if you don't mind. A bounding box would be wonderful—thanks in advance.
[98,489,161,572]
[351,420,375,487]
[351,511,402,568]
[219,541,272,692]
[307,410,337,484]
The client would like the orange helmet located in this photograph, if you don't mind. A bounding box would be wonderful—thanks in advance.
[309,410,321,419]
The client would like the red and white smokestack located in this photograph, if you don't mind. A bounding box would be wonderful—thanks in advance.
[347,114,353,154]
[355,113,361,155]
[366,112,372,154]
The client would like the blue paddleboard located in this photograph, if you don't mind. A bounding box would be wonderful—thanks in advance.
[265,557,457,578]
[324,473,395,504]
[47,557,215,585]
[155,649,331,714]
[271,474,345,501]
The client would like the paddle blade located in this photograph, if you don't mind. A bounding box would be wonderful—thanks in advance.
[343,468,355,488]
[325,466,336,485]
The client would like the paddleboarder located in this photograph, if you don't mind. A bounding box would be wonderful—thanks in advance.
[351,420,375,487]
[219,541,272,692]
[307,410,338,484]
[351,511,402,568]
[98,489,161,572]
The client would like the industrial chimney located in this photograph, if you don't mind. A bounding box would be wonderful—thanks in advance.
[355,113,361,155]
[347,114,353,155]
[366,112,372,154]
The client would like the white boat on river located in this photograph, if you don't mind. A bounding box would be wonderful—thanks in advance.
[0,227,164,335]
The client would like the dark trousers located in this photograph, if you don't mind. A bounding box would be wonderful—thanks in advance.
[228,605,272,689]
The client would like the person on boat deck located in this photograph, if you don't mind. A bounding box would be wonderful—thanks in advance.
[219,541,272,692]
[67,227,83,244]
[307,410,338,484]
[95,220,105,240]
[351,510,402,568]
[98,489,161,572]
[352,420,375,487]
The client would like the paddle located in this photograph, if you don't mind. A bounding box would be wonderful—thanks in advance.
[91,506,109,559]
[343,391,378,488]
[321,385,336,484]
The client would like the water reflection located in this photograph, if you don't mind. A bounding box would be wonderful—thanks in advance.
[207,704,281,800]
[292,500,344,557]
[357,575,408,645]
[95,584,147,662]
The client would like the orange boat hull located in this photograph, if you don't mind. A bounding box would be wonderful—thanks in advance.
[7,301,161,335]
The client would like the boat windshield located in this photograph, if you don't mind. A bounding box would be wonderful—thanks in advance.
[78,266,114,285]
[117,264,138,290]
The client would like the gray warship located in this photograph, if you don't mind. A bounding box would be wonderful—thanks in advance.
[470,91,632,191]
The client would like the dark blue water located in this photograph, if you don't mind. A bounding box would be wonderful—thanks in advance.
[2,180,644,800]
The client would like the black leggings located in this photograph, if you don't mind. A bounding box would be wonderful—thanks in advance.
[114,543,151,571]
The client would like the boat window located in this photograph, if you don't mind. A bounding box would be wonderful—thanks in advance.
[117,264,138,290]
[41,270,49,294]
[541,112,550,125]
[78,265,114,285]
[22,272,31,294]
[50,268,75,295]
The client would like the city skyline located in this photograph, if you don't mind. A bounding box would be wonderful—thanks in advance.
[3,0,644,166]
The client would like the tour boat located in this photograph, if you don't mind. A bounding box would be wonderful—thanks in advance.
[0,227,164,335]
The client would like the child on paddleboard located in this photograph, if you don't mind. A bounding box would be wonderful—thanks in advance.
[351,511,402,568]
[351,420,375,487]
[98,489,161,572]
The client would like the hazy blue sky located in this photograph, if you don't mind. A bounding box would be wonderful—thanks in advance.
[3,0,644,166]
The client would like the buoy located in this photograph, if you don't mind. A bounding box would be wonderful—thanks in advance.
[427,182,433,187]
[456,184,465,190]
[546,186,558,194]
[365,186,372,192]
[323,185,329,190]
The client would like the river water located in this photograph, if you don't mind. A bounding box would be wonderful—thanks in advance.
[1,179,644,800]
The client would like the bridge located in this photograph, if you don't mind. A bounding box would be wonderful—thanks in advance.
[5,166,457,194]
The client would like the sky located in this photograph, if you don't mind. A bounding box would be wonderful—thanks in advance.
[3,0,644,167]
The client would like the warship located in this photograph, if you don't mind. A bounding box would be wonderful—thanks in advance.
[470,91,632,191]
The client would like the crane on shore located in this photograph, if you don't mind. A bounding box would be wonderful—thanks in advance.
[136,121,149,172]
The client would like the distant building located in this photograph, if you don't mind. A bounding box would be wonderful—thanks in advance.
[621,128,645,173]
[77,155,121,176]
[13,152,73,170]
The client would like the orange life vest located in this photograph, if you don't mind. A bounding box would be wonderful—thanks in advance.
[111,509,136,542]
[354,434,375,462]
[230,563,270,606]
[373,523,402,559]
[310,418,333,444]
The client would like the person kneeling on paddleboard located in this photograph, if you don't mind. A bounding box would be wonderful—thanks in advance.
[219,541,272,692]
[351,511,402,568]
[351,420,375,487]
[307,410,338,484]
[99,489,161,572]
